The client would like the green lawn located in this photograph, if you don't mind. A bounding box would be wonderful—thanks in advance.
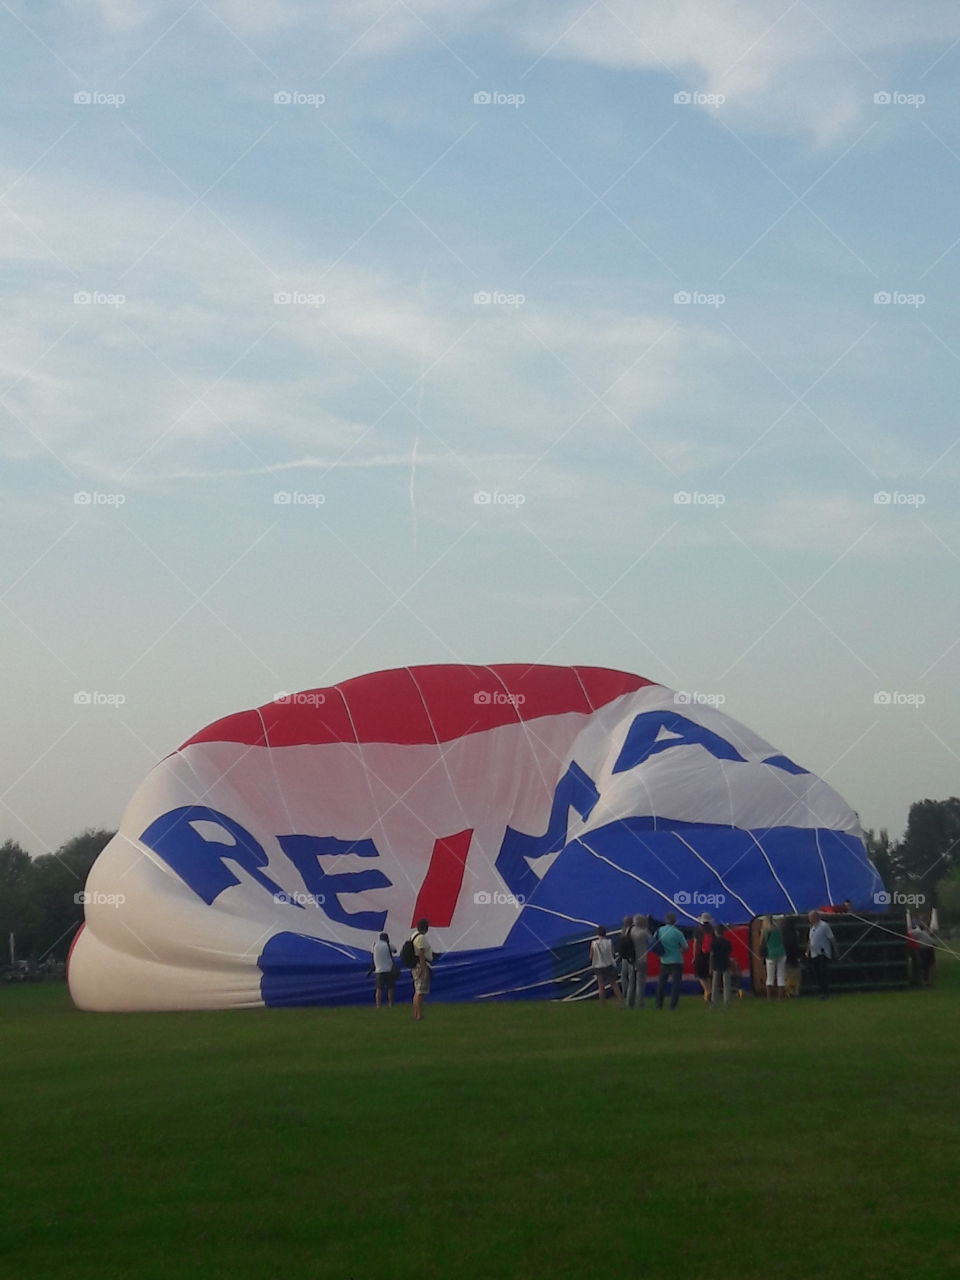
[2,965,958,1280]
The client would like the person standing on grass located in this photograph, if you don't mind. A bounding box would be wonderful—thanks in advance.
[806,910,836,1000]
[589,925,623,1005]
[372,932,397,1009]
[913,920,936,987]
[654,912,688,1010]
[781,915,802,997]
[618,915,637,1006]
[411,919,433,1021]
[709,923,734,1008]
[692,913,715,1004]
[630,914,651,1008]
[762,915,787,1000]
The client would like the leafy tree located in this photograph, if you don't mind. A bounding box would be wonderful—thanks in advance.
[864,827,902,890]
[935,869,960,929]
[22,828,115,961]
[0,839,32,960]
[896,798,960,908]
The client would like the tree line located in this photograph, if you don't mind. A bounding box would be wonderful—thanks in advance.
[1,797,958,965]
[0,829,114,965]
[865,797,960,924]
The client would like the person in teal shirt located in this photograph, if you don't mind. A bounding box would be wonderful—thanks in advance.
[762,915,787,999]
[654,912,688,1009]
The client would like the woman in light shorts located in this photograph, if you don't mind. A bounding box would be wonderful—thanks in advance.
[589,925,623,1005]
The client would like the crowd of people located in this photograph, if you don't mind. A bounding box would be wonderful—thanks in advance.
[588,907,875,1008]
[589,912,747,1010]
[370,907,941,1017]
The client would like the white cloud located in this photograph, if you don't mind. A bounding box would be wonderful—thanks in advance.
[738,490,900,553]
[517,0,960,143]
[46,0,960,143]
[74,0,158,32]
[0,161,747,488]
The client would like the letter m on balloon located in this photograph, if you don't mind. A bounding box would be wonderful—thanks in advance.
[495,761,600,902]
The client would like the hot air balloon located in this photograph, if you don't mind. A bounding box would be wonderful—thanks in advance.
[68,664,880,1010]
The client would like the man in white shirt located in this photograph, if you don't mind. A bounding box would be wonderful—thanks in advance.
[371,932,397,1009]
[412,918,433,1021]
[806,911,836,999]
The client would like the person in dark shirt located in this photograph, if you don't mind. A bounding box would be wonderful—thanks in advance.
[781,915,800,964]
[709,924,734,1008]
[692,913,715,1004]
[781,915,802,997]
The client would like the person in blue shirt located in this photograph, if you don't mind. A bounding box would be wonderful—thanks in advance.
[654,912,689,1010]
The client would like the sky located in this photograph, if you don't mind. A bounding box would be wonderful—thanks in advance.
[2,0,959,855]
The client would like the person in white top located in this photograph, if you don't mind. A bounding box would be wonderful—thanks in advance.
[588,924,623,1005]
[911,921,936,987]
[412,919,433,1021]
[806,911,836,999]
[371,932,397,1009]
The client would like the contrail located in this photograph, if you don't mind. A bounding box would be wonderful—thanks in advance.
[409,258,431,554]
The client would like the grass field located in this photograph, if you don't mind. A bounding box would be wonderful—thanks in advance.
[2,965,958,1280]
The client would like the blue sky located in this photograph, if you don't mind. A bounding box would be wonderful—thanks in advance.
[2,0,959,852]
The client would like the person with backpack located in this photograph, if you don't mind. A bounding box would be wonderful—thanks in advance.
[403,919,433,1020]
[618,915,638,1007]
[708,923,734,1008]
[588,925,623,1005]
[654,912,688,1010]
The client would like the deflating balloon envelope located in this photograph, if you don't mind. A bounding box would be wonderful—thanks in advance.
[68,664,880,1010]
